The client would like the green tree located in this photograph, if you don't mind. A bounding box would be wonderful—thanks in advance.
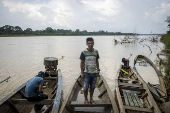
[75,29,80,35]
[14,26,23,34]
[24,28,33,34]
[165,16,170,34]
[3,25,14,34]
[45,27,53,34]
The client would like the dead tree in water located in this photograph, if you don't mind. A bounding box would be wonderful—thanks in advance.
[0,76,10,84]
[152,43,163,50]
[157,53,170,72]
[143,44,152,53]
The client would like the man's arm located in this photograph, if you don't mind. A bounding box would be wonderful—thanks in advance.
[38,78,44,93]
[38,85,43,92]
[80,60,84,78]
[96,59,100,76]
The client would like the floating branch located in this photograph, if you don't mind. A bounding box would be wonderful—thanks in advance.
[157,54,170,74]
[162,49,170,53]
[128,54,132,59]
[0,76,10,84]
[114,39,119,43]
[157,54,170,65]
[152,43,163,50]
[143,44,152,53]
[139,39,145,43]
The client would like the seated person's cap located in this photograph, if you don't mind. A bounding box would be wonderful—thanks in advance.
[36,71,45,77]
[122,58,125,62]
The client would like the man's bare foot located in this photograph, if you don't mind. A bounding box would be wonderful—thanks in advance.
[90,100,96,104]
[84,99,90,104]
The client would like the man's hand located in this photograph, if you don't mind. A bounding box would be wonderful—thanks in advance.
[81,73,84,78]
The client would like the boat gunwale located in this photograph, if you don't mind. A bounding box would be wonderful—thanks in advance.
[52,69,62,113]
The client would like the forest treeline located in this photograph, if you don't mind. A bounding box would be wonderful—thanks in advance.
[0,25,133,36]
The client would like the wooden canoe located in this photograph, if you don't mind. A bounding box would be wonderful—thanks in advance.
[59,73,119,113]
[0,69,62,113]
[115,65,161,113]
[134,55,167,98]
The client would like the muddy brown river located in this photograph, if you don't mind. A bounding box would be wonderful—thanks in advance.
[0,35,164,100]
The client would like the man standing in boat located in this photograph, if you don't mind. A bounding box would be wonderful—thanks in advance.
[80,37,100,104]
[25,71,48,112]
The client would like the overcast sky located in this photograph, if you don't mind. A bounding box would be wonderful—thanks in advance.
[0,0,169,34]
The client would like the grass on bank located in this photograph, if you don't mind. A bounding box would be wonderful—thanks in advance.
[161,34,170,94]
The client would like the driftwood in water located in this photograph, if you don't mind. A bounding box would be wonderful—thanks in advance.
[0,76,10,84]
[152,43,163,50]
[114,35,138,44]
[139,39,145,43]
[157,53,170,73]
[143,44,152,53]
[162,49,170,53]
[147,35,160,42]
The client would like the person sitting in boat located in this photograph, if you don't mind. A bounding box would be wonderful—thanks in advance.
[25,71,48,112]
[80,37,100,104]
[122,58,129,69]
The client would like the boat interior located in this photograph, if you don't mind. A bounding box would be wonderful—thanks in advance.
[61,75,116,113]
[116,65,159,113]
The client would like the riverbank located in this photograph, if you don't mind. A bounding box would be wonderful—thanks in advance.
[0,34,162,37]
[0,34,125,37]
[161,34,170,94]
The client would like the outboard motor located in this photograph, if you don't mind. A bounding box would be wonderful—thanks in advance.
[44,57,58,77]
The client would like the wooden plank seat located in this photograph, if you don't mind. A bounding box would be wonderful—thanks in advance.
[68,100,111,107]
[74,107,105,113]
[119,77,138,83]
[11,99,54,105]
[119,82,145,92]
[124,106,153,113]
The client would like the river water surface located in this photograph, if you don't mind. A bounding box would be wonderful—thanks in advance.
[0,35,164,100]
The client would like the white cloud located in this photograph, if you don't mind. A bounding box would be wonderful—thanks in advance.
[0,0,169,33]
[144,12,150,19]
[152,3,170,23]
[81,0,121,17]
[2,0,75,26]
[49,16,70,27]
[3,1,46,21]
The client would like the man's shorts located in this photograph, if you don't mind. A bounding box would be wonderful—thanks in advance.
[83,73,98,91]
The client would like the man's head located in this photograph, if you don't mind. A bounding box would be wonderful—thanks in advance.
[86,37,94,50]
[122,58,125,63]
[36,71,45,77]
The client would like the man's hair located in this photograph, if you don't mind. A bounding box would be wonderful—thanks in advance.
[122,58,125,63]
[36,71,45,77]
[86,37,94,43]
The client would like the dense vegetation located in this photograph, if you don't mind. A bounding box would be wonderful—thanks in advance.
[0,25,133,36]
[162,16,170,94]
